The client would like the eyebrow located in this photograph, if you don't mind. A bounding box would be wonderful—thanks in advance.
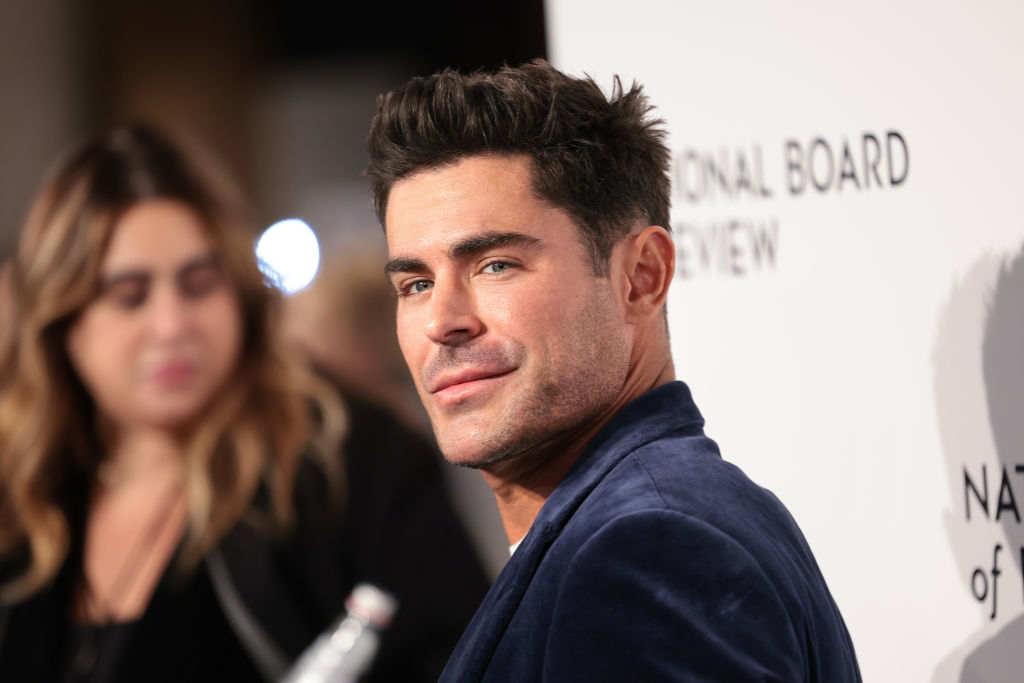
[383,256,428,276]
[100,253,219,289]
[384,231,542,276]
[176,253,219,278]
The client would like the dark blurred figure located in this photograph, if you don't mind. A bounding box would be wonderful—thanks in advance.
[283,244,429,436]
[282,242,510,584]
[0,125,488,682]
[0,259,12,341]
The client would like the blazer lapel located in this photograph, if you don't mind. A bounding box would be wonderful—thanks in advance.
[441,382,706,681]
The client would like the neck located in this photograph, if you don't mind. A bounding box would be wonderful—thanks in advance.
[481,351,675,545]
[98,425,185,489]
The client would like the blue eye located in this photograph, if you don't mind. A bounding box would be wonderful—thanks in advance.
[482,261,513,274]
[409,280,433,294]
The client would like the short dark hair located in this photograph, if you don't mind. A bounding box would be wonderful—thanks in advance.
[366,59,671,273]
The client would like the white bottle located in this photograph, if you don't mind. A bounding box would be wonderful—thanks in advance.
[281,583,398,683]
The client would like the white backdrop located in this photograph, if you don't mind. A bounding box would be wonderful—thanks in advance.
[547,1,1024,680]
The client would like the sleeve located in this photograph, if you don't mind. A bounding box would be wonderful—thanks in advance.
[543,510,805,682]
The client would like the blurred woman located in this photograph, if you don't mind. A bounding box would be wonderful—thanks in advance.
[0,125,489,682]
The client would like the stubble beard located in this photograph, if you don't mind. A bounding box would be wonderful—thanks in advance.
[431,294,629,471]
[450,372,620,472]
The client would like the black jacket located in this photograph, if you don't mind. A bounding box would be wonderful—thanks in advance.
[0,394,490,682]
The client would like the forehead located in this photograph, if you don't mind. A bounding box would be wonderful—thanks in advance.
[385,154,566,254]
[103,199,213,270]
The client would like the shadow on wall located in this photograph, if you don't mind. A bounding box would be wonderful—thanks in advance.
[933,246,1024,682]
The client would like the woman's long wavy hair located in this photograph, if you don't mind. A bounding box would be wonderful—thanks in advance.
[0,125,342,602]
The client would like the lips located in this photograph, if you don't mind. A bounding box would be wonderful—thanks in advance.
[151,359,197,388]
[427,366,515,395]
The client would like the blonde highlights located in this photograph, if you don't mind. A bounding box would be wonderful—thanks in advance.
[0,125,338,601]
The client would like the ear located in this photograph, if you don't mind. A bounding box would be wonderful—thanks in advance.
[621,225,674,324]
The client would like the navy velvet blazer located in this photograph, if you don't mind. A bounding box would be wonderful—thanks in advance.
[440,382,860,682]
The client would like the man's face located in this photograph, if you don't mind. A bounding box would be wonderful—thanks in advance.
[385,154,631,468]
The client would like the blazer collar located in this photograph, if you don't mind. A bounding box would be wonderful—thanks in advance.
[442,381,705,680]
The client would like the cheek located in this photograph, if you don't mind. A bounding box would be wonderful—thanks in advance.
[205,294,245,365]
[66,311,140,418]
[394,308,425,370]
[67,312,127,382]
[489,280,583,339]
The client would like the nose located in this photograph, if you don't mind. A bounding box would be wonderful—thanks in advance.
[148,287,192,342]
[424,276,484,346]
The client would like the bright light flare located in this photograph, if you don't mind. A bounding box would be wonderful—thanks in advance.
[255,218,321,295]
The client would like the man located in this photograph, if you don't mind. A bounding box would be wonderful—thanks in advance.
[367,60,860,681]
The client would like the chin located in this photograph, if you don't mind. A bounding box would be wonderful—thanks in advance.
[433,434,487,468]
[436,442,489,469]
[139,400,210,432]
[435,431,530,470]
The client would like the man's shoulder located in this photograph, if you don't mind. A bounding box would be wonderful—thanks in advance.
[580,429,793,541]
[546,429,823,612]
[561,381,782,527]
[521,433,859,681]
